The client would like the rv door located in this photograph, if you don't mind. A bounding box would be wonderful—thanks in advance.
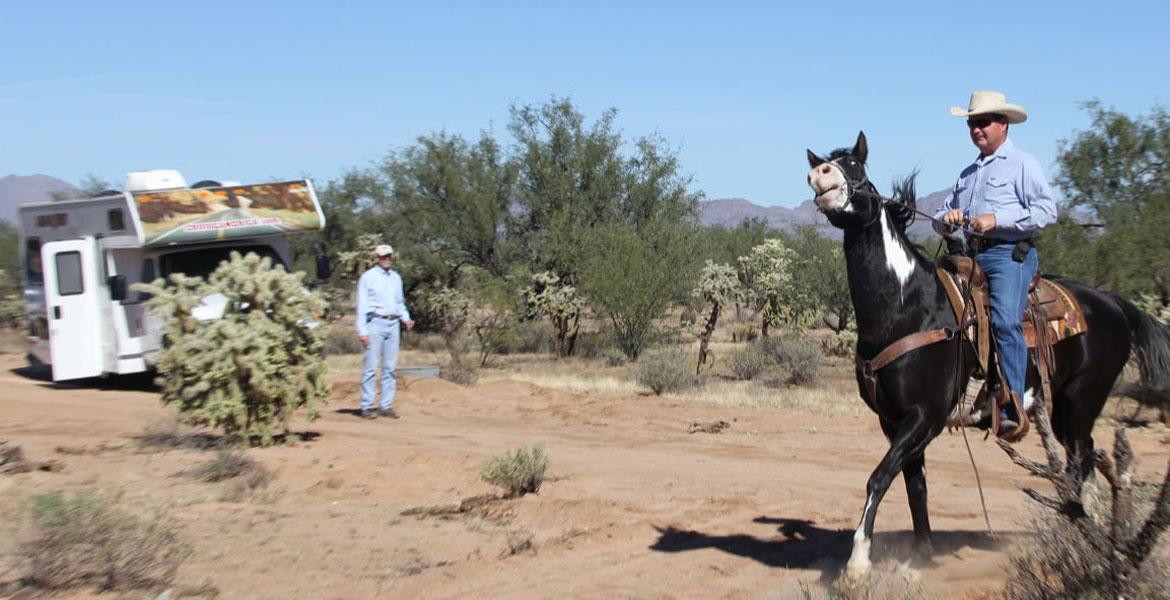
[41,238,107,380]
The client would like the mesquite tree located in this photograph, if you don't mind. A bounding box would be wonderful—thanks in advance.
[692,260,744,374]
[134,252,330,446]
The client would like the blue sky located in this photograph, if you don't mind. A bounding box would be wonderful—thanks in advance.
[3,1,1168,207]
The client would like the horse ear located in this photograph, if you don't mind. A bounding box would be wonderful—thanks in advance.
[807,149,825,168]
[853,131,868,164]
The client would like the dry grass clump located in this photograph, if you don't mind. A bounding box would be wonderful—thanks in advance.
[18,490,191,591]
[481,444,549,498]
[187,448,274,502]
[441,363,480,385]
[791,565,931,599]
[133,416,225,451]
[320,323,364,356]
[633,349,700,395]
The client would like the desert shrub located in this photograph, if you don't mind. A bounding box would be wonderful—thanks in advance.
[503,320,557,354]
[521,271,583,357]
[730,322,759,342]
[796,568,930,599]
[605,353,626,367]
[133,252,330,446]
[728,345,770,380]
[633,350,700,395]
[821,327,858,358]
[415,333,448,353]
[1005,482,1170,600]
[19,490,191,591]
[758,333,823,385]
[320,323,364,356]
[441,362,479,386]
[480,444,548,498]
[574,330,614,359]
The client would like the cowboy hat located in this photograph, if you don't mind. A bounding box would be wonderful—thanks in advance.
[950,90,1028,124]
[373,244,395,257]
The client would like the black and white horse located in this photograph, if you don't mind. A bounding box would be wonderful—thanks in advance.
[805,132,1170,576]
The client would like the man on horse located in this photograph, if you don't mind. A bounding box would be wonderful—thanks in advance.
[934,90,1059,438]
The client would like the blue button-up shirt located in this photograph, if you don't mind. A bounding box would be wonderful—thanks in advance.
[355,266,411,336]
[933,138,1058,242]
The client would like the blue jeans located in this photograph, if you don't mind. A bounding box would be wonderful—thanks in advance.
[975,244,1038,399]
[361,318,400,411]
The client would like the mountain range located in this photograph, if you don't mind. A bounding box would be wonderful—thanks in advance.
[0,175,77,225]
[698,188,952,240]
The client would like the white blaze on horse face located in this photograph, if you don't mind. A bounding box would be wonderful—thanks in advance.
[880,209,915,299]
[808,163,852,212]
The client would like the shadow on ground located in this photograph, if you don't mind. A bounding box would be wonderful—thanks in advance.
[650,516,1009,581]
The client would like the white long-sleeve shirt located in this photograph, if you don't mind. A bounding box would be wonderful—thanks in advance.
[355,266,411,336]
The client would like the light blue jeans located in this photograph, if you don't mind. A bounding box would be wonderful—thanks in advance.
[975,244,1038,400]
[361,318,400,411]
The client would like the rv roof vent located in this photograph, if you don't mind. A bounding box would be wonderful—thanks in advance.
[191,179,242,189]
[124,170,188,192]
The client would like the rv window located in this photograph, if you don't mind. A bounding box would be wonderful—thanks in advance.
[108,208,126,231]
[138,259,156,301]
[160,245,285,280]
[25,238,43,286]
[55,252,84,296]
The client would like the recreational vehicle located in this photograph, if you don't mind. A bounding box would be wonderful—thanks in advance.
[18,170,326,381]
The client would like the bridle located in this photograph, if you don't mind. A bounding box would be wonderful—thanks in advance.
[821,158,888,231]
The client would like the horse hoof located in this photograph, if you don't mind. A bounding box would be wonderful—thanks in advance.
[843,560,871,581]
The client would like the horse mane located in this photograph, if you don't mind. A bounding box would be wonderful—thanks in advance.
[886,170,935,265]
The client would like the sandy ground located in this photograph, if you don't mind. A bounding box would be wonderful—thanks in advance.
[1,350,1168,600]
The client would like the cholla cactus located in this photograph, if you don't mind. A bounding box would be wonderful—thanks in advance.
[738,239,816,335]
[522,271,583,357]
[333,233,386,281]
[691,261,743,374]
[134,252,330,446]
[424,285,471,367]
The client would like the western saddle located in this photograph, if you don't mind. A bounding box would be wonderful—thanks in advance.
[936,255,1088,441]
[855,255,1088,443]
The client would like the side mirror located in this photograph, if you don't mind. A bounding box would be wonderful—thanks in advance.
[108,275,128,301]
[316,254,332,280]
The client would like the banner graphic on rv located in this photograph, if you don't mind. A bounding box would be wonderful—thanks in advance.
[133,180,323,246]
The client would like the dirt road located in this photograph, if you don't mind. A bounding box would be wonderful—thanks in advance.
[1,353,1166,599]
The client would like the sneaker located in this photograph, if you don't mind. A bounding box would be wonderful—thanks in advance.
[360,409,377,420]
[378,408,400,419]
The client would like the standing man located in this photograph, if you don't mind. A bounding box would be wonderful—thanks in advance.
[934,91,1058,439]
[356,244,414,419]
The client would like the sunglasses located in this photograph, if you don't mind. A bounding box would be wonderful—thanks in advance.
[966,116,1002,129]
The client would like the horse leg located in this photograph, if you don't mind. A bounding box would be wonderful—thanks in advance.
[902,453,933,561]
[1052,375,1111,499]
[847,410,935,577]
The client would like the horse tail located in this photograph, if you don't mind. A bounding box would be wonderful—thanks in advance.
[1113,294,1170,393]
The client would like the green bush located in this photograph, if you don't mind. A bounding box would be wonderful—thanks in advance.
[133,252,330,446]
[730,322,759,343]
[758,333,823,385]
[480,444,549,498]
[19,490,191,591]
[633,350,700,395]
[821,328,857,358]
[728,345,770,380]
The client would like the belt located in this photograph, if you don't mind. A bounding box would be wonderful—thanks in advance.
[971,236,1029,251]
[368,314,400,321]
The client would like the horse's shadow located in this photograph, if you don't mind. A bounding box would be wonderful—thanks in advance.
[649,516,1008,581]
